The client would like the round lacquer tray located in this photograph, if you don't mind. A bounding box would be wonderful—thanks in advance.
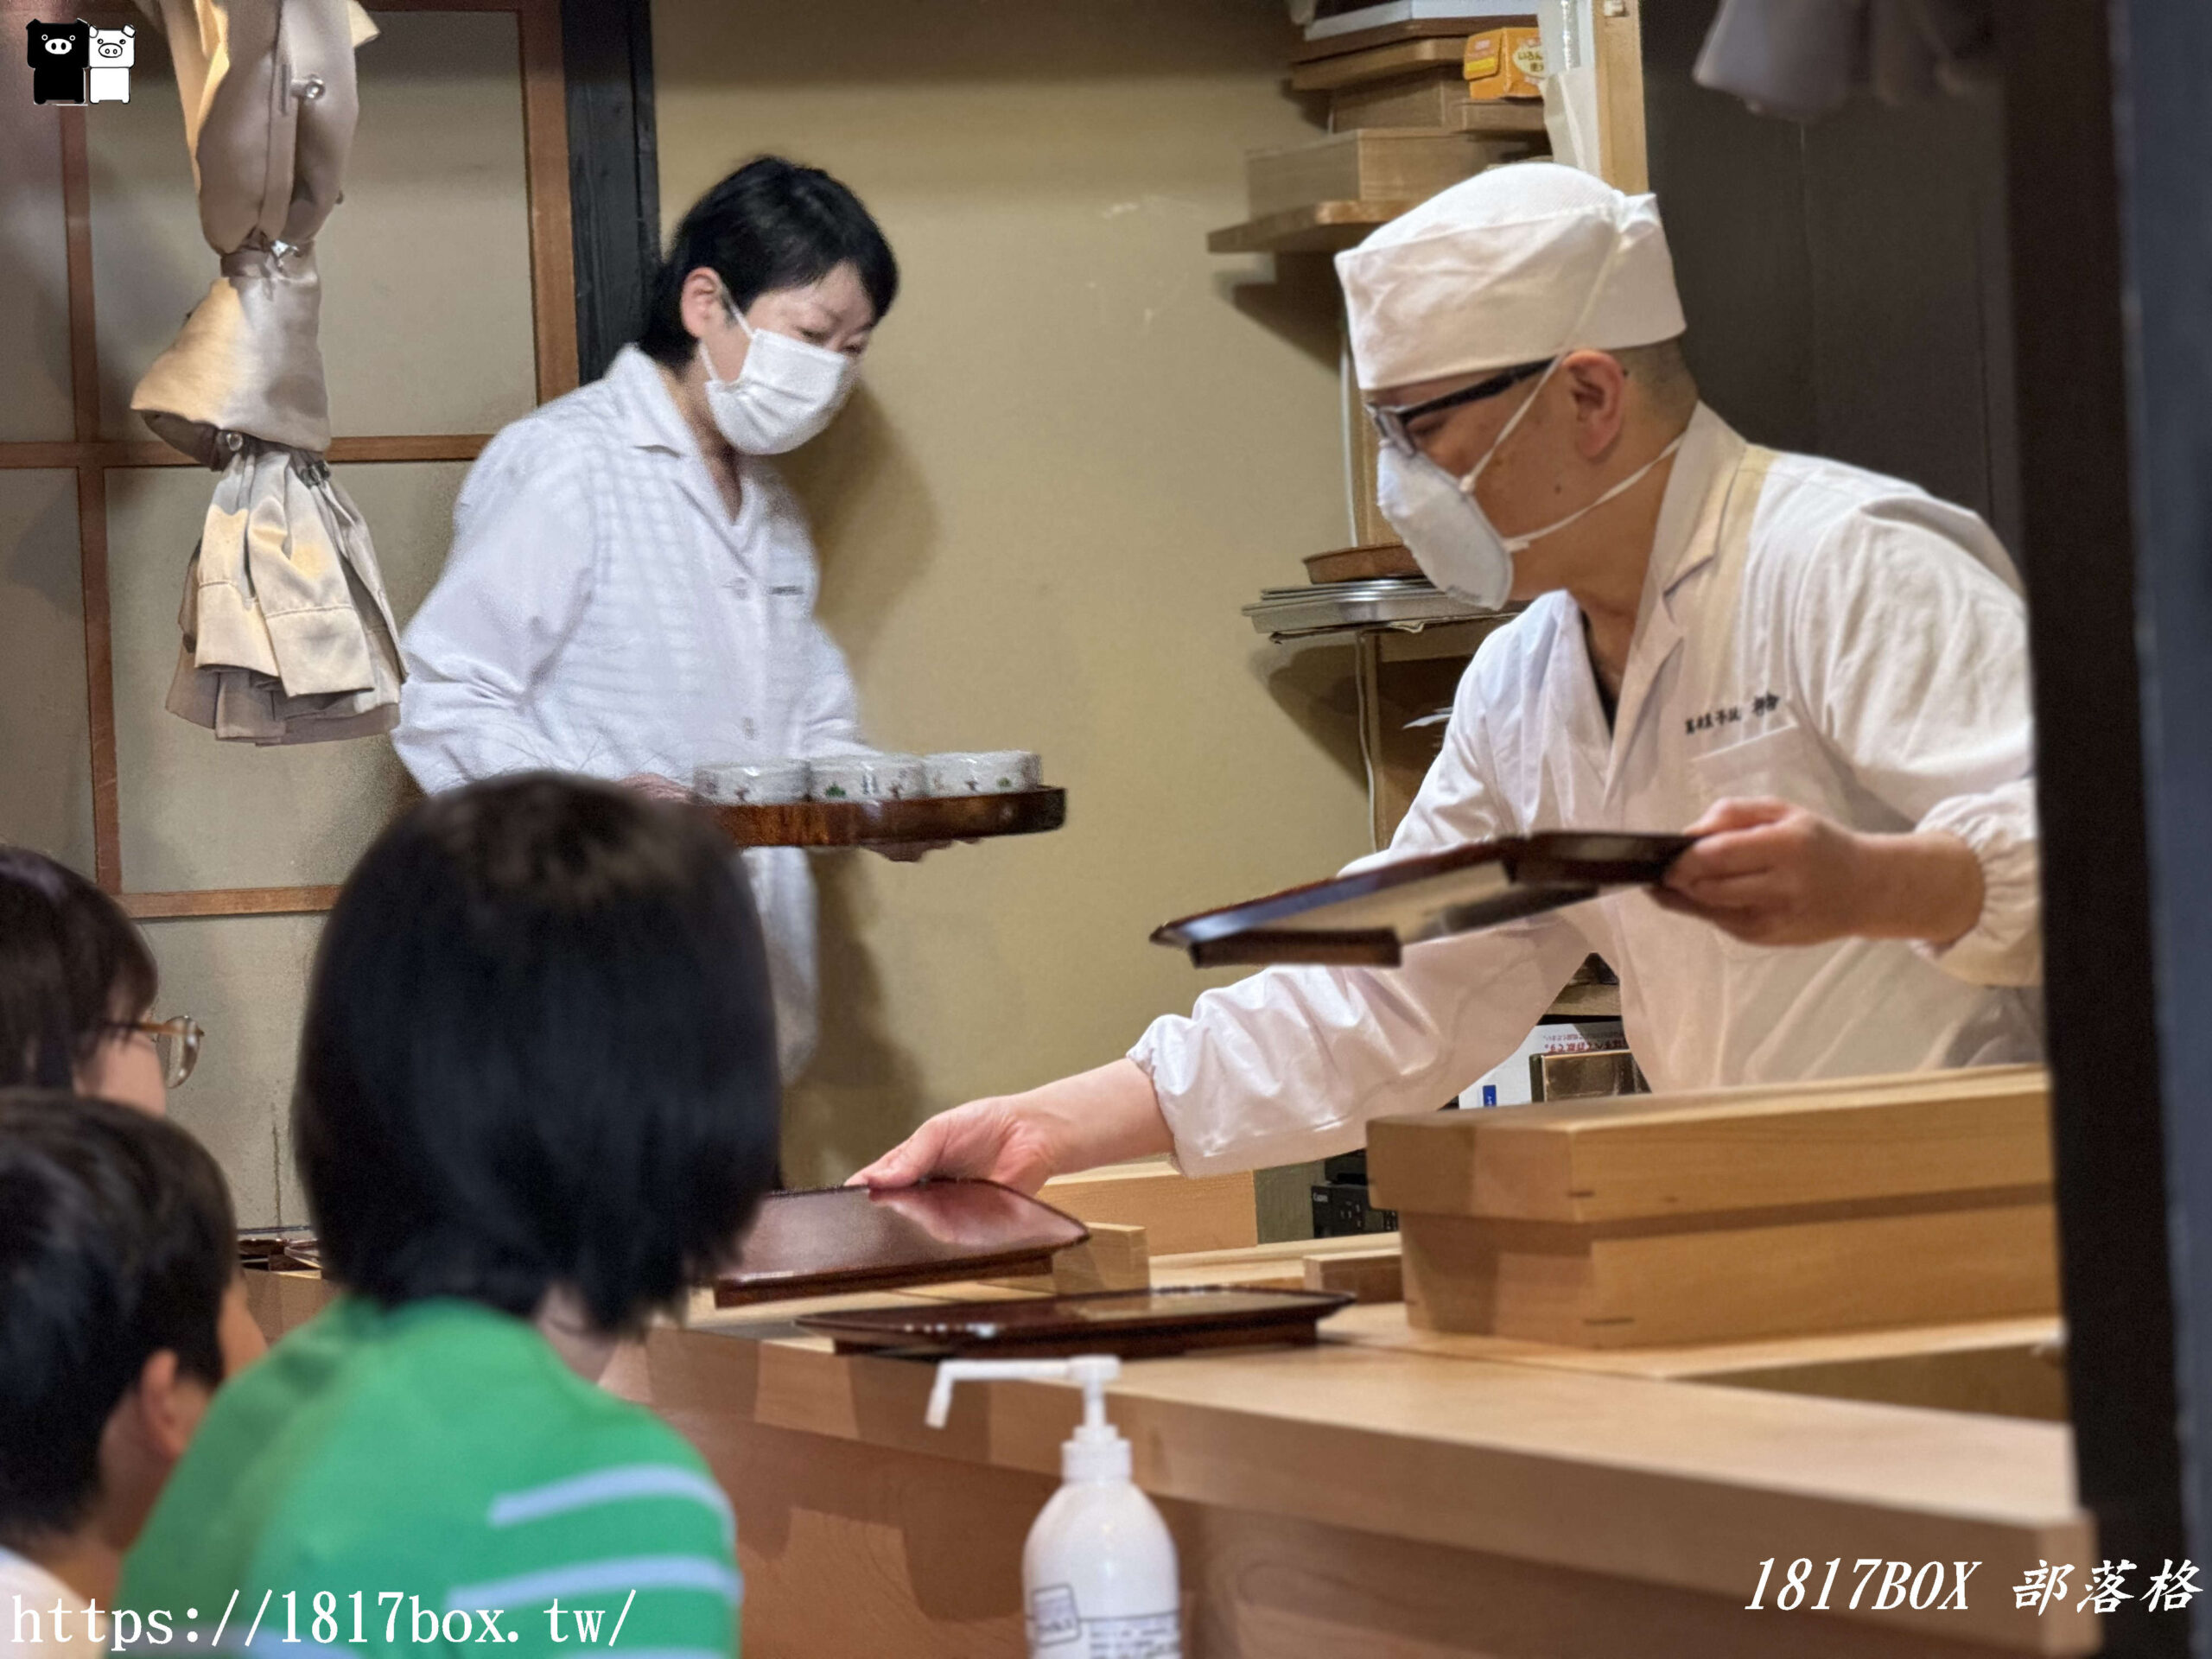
[712,786,1067,849]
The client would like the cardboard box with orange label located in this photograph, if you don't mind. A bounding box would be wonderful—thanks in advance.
[1464,26,1544,100]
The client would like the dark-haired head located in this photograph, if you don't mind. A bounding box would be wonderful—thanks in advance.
[0,847,159,1103]
[637,154,899,372]
[295,773,781,1335]
[0,1090,242,1550]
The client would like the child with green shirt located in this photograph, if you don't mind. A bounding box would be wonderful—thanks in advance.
[121,776,783,1658]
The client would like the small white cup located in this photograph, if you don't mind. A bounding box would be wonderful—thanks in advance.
[810,753,928,802]
[694,760,812,805]
[925,751,1042,796]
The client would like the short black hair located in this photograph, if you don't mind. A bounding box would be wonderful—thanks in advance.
[637,155,899,370]
[296,774,781,1332]
[0,848,158,1091]
[0,1090,236,1548]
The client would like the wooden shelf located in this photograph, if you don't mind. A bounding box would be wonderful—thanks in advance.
[1292,16,1534,63]
[1291,35,1471,91]
[1207,199,1414,253]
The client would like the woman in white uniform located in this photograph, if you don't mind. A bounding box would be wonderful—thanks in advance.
[859,163,2044,1192]
[395,156,903,1083]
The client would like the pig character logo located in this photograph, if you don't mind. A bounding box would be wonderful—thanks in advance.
[86,23,130,103]
[27,19,89,105]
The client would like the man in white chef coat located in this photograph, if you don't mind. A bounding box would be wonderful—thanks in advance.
[395,157,912,1084]
[858,162,2042,1192]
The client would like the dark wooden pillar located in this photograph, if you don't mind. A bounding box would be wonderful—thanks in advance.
[561,0,660,384]
[2002,3,2207,1651]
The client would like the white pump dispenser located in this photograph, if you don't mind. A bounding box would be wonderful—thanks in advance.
[927,1355,1182,1657]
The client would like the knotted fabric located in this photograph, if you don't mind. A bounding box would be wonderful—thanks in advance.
[130,0,402,744]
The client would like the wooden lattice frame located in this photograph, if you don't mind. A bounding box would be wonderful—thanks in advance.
[0,0,578,919]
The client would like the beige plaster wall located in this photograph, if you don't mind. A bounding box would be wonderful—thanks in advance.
[653,0,1371,1186]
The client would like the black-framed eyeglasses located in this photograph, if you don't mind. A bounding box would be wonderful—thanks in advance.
[1368,359,1551,457]
[105,1015,204,1090]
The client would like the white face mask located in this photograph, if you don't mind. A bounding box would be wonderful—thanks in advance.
[1376,375,1684,610]
[697,280,857,455]
[1374,220,1681,610]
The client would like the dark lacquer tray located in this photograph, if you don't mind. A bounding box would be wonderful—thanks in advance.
[238,1226,321,1273]
[713,788,1066,849]
[1151,831,1696,968]
[798,1286,1355,1359]
[714,1180,1090,1307]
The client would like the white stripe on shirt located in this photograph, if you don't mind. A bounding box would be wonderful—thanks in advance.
[488,1465,734,1545]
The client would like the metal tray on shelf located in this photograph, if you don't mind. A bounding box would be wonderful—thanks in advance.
[1243,579,1503,639]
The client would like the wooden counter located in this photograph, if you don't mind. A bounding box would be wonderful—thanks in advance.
[641,1287,2094,1657]
[238,1140,2093,1659]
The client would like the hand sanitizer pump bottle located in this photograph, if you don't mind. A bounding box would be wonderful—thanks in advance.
[926,1354,1182,1657]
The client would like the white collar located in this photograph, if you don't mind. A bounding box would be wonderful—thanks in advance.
[1644,403,1749,597]
[607,344,706,458]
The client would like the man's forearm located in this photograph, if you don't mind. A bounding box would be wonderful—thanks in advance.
[1857,829,1986,948]
[1027,1058,1176,1175]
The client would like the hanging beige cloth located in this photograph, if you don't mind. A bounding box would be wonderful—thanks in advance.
[130,0,403,745]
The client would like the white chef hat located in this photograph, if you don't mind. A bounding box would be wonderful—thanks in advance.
[1335,162,1687,393]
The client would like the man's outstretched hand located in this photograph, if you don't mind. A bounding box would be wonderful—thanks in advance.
[849,1096,1065,1194]
[849,1060,1179,1196]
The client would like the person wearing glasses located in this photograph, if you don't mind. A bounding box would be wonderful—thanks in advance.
[0,849,203,1115]
[858,162,2040,1194]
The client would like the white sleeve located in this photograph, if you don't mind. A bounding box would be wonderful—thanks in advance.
[391,429,597,791]
[1789,500,2042,987]
[1130,650,1592,1177]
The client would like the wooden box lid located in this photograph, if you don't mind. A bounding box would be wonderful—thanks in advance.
[1368,1064,2052,1223]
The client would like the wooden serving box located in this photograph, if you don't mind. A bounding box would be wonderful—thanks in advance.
[1367,1065,2059,1348]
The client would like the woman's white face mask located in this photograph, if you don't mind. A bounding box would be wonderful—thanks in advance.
[697,278,857,455]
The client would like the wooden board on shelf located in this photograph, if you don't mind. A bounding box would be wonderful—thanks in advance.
[711,786,1065,849]
[1208,199,1413,255]
[1290,35,1468,90]
[1245,128,1499,219]
[1293,16,1536,64]
[1332,73,1548,135]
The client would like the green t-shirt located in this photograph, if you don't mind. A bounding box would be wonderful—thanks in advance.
[120,1297,738,1659]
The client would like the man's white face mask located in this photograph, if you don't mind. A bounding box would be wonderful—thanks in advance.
[697,276,857,455]
[1374,359,1682,610]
